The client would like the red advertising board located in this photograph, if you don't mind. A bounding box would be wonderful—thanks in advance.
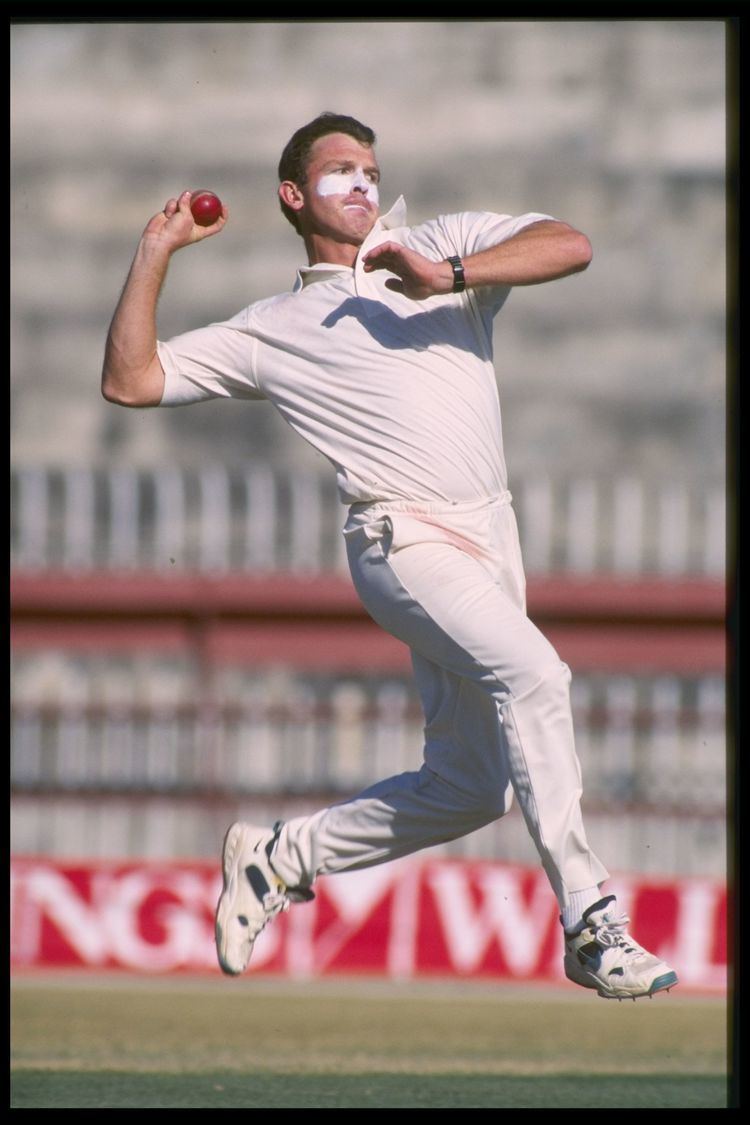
[10,856,727,992]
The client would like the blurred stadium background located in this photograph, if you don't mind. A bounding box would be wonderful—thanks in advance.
[11,21,728,900]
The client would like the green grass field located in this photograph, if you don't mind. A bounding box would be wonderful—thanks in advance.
[11,975,730,1108]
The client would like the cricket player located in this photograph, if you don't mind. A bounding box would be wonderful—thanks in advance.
[102,112,677,1000]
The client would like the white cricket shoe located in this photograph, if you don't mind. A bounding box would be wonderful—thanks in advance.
[563,895,679,1000]
[215,821,313,976]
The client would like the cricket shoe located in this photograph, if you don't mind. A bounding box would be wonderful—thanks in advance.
[563,895,678,1000]
[215,821,313,976]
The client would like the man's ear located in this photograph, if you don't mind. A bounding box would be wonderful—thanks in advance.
[279,181,305,215]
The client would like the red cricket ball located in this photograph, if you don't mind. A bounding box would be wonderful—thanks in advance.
[190,190,223,227]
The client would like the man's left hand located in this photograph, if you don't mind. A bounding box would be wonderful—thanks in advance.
[361,242,454,300]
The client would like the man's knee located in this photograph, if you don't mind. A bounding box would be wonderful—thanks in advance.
[417,763,513,823]
[506,658,572,706]
[482,783,514,820]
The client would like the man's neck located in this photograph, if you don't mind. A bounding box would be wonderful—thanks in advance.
[304,231,362,268]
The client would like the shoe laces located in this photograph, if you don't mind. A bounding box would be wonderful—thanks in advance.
[262,890,291,919]
[592,908,642,956]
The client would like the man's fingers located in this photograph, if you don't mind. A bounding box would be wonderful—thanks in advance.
[363,243,403,272]
[384,278,405,294]
[177,190,195,217]
[158,190,228,241]
[363,254,390,273]
[365,241,399,258]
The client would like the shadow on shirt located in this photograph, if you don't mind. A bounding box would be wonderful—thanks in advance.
[321,296,489,358]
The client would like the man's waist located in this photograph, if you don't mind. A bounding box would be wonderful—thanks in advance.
[346,490,512,523]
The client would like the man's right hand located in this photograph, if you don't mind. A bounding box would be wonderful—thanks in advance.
[143,190,228,255]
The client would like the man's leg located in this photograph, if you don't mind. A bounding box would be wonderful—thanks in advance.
[272,664,515,886]
[273,527,608,909]
[218,656,516,977]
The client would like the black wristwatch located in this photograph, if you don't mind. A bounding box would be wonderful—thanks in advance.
[446,255,466,293]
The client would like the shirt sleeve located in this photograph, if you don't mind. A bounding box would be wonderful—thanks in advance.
[157,307,265,406]
[428,210,558,318]
[445,210,557,258]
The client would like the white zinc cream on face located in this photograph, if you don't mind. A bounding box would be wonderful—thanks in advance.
[316,168,379,207]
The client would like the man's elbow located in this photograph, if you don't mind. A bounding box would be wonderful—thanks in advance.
[101,371,123,405]
[101,359,164,407]
[101,377,161,408]
[568,229,593,273]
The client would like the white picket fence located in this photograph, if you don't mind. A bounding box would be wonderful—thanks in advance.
[10,669,726,875]
[11,464,726,575]
[11,671,725,807]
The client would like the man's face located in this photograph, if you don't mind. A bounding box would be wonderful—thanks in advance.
[293,132,381,245]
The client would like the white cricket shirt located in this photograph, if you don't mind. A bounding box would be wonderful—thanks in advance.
[157,197,554,505]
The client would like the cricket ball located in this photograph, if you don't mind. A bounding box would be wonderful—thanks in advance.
[190,190,223,227]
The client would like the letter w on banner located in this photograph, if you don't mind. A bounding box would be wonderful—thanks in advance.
[425,863,560,977]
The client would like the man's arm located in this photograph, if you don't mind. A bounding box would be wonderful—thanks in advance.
[101,190,227,407]
[361,220,591,300]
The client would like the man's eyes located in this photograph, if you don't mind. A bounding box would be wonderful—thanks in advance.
[335,166,379,182]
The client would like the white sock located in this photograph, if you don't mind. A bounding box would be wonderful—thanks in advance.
[561,887,605,932]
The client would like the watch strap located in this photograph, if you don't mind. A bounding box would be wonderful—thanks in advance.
[446,255,466,293]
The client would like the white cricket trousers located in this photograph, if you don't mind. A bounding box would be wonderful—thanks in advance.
[272,492,609,910]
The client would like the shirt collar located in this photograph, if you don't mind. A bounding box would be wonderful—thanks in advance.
[293,262,350,291]
[293,196,408,291]
[379,194,408,230]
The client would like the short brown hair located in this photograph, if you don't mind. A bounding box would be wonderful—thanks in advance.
[278,112,376,231]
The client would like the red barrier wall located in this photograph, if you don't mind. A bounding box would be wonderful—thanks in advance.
[11,571,725,673]
[10,857,727,993]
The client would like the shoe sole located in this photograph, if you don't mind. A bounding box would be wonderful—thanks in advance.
[215,822,249,976]
[565,959,679,1000]
[646,970,679,996]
